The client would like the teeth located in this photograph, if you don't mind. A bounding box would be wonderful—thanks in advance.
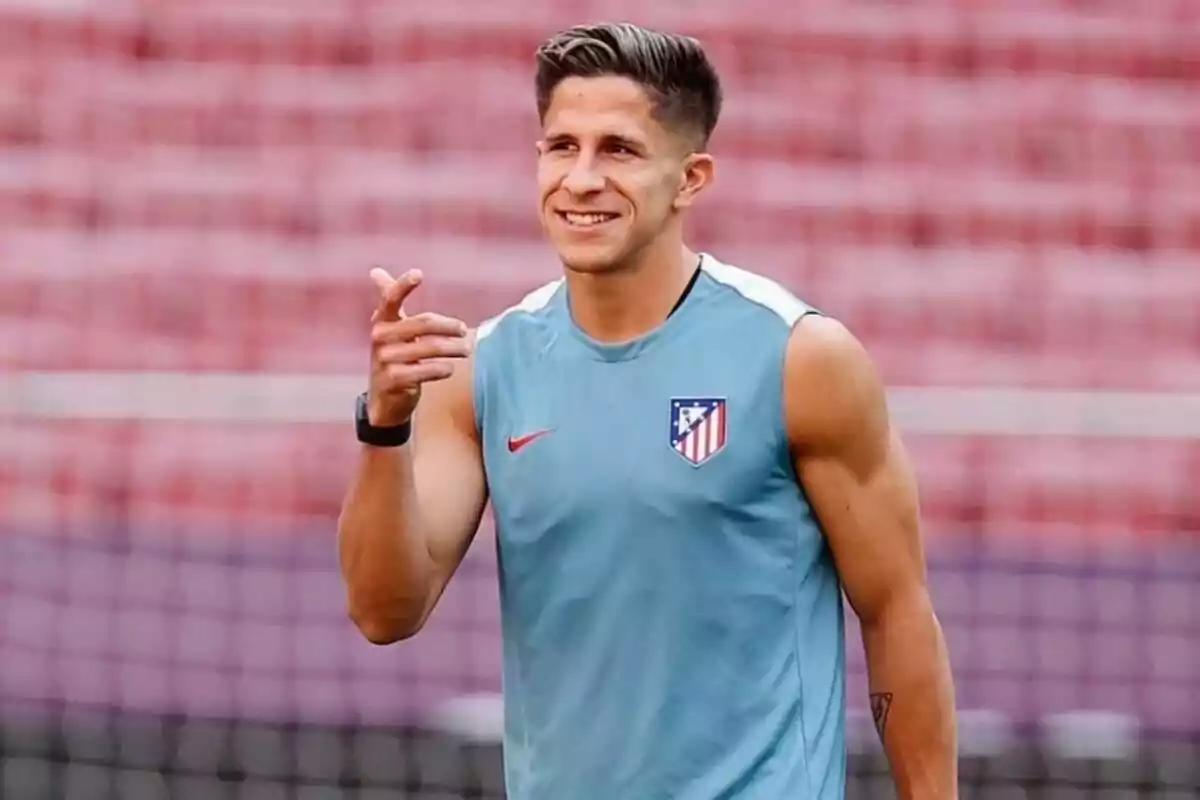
[563,212,616,226]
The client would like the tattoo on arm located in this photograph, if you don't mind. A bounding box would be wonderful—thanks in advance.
[870,692,894,740]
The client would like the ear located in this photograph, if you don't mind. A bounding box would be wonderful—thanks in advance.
[673,152,715,210]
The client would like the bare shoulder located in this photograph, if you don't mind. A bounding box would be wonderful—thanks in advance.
[783,315,889,456]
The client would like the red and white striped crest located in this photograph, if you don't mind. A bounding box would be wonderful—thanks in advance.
[669,398,728,466]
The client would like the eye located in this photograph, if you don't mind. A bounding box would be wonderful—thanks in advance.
[547,140,576,153]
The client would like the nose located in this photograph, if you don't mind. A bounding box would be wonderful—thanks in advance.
[561,154,605,196]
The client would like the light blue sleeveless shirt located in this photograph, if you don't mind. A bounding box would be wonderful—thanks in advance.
[473,255,847,799]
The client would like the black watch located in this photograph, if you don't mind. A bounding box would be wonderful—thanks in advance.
[355,392,412,447]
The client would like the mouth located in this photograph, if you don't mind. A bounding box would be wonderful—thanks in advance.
[556,211,620,229]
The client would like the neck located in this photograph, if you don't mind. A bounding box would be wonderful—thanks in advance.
[565,240,699,344]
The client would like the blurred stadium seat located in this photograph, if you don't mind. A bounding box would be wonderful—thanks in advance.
[2,1,1198,797]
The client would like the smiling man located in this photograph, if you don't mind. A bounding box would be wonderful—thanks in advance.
[337,22,958,799]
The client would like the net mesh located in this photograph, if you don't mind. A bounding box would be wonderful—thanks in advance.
[2,0,1199,797]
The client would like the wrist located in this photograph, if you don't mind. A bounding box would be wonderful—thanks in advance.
[368,405,411,429]
[364,390,414,427]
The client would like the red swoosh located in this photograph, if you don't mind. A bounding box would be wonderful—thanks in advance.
[507,429,552,453]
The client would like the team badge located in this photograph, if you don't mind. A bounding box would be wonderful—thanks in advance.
[669,397,728,466]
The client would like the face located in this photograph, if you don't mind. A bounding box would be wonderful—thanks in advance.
[536,76,713,274]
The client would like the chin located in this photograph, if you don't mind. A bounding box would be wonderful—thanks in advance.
[558,250,624,274]
[553,240,630,274]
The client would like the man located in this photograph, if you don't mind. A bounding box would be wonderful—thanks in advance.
[338,22,957,799]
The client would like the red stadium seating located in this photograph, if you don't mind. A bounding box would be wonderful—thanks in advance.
[4,0,1200,535]
[2,3,1197,530]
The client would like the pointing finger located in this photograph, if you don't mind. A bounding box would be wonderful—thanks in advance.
[369,267,395,296]
[371,268,423,321]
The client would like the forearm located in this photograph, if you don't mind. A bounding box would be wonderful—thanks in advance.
[861,591,958,799]
[337,445,434,643]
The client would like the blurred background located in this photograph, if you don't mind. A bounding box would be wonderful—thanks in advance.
[1,0,1198,797]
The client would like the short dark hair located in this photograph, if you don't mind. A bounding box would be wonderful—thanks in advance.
[534,23,723,148]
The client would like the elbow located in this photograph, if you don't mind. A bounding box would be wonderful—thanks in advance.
[347,602,426,646]
[859,585,939,633]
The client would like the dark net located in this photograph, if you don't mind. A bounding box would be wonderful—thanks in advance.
[2,1,1199,797]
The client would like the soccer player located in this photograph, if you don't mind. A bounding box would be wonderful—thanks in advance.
[338,22,958,799]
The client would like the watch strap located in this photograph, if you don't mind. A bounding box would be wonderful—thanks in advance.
[355,392,412,447]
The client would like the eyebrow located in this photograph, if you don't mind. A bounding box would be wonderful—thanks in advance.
[604,134,646,151]
[545,132,647,151]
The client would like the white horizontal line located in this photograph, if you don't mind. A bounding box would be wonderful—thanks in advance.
[3,372,1200,438]
[884,387,1200,438]
[1,372,363,424]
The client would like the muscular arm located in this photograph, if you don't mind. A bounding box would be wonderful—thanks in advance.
[337,338,488,645]
[784,316,958,798]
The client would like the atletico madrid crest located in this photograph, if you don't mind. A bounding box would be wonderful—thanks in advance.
[669,397,728,466]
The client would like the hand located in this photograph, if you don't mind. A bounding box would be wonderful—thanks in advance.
[367,267,470,427]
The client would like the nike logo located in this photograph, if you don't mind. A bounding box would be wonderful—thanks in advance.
[507,429,552,453]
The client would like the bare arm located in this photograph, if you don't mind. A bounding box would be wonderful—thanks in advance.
[785,315,958,798]
[337,269,488,645]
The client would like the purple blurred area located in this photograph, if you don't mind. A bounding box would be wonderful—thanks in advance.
[2,526,1198,735]
[2,0,1200,796]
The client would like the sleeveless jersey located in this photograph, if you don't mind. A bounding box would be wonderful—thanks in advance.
[472,254,847,799]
